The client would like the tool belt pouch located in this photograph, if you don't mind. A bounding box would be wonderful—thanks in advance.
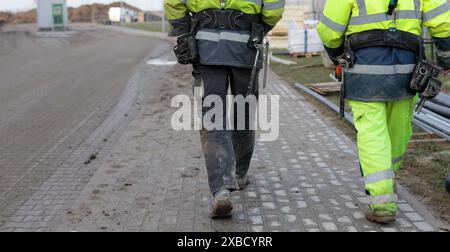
[248,22,264,49]
[174,32,198,65]
[343,39,355,67]
[410,60,442,98]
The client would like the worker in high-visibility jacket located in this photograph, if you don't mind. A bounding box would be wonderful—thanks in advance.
[317,0,450,224]
[164,0,285,219]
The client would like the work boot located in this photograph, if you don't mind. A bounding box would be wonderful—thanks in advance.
[210,189,233,219]
[365,205,396,224]
[237,175,251,190]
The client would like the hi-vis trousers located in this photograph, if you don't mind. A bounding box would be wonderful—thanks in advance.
[349,96,417,212]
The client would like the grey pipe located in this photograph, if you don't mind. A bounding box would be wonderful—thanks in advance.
[420,108,450,126]
[423,101,450,119]
[430,93,450,108]
[294,83,355,125]
[413,118,450,141]
[294,83,450,141]
[415,112,450,135]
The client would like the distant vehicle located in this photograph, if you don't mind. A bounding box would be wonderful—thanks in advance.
[108,7,137,24]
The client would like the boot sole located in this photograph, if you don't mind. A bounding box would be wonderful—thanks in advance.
[237,178,251,190]
[210,199,233,219]
[238,182,250,190]
[365,212,396,225]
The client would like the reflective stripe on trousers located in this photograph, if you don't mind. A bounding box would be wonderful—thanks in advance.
[368,194,399,205]
[364,169,394,184]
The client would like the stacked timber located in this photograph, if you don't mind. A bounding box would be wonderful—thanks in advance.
[268,2,324,57]
[268,4,308,49]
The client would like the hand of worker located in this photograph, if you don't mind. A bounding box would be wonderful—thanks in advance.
[444,69,450,76]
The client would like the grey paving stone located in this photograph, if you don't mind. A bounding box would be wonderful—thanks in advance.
[1,64,438,232]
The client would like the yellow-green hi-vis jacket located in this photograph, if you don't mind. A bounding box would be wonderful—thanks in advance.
[164,0,285,68]
[317,0,450,101]
[165,0,285,30]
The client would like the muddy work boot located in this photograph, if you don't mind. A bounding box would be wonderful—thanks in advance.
[210,189,233,219]
[365,205,397,224]
[237,176,251,190]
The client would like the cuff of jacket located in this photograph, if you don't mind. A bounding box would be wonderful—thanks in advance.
[263,23,274,36]
[324,44,344,65]
[433,36,450,68]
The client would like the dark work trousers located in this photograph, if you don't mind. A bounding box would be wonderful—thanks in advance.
[195,65,259,195]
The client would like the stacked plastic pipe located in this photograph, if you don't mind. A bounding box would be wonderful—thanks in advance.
[414,93,450,141]
[294,83,450,194]
[294,83,450,141]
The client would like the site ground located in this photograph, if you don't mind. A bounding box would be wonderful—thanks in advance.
[270,54,450,228]
[0,24,448,232]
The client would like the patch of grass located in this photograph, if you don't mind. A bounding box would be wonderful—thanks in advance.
[400,143,450,224]
[125,22,171,33]
[270,54,334,85]
[270,54,350,110]
[404,143,450,189]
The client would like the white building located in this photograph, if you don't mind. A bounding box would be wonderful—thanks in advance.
[148,1,163,11]
[108,7,138,24]
[35,0,68,31]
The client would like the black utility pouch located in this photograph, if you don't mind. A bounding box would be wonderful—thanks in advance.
[248,22,264,49]
[173,32,199,65]
[410,60,442,98]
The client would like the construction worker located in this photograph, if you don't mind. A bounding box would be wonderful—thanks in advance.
[164,0,285,218]
[317,0,450,224]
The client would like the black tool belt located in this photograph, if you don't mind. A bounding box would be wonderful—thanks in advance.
[347,29,424,57]
[192,9,262,31]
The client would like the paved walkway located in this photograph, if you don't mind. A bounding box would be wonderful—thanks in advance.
[0,43,443,231]
[53,65,441,232]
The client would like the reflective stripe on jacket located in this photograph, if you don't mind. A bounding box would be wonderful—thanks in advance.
[317,0,450,101]
[164,0,285,27]
[164,0,285,68]
[317,0,449,49]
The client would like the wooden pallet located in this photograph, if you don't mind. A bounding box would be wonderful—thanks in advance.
[270,28,288,37]
[407,132,448,148]
[309,82,341,96]
[268,36,288,49]
[290,51,321,58]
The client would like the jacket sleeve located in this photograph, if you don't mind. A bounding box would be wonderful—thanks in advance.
[423,0,450,68]
[316,0,352,59]
[164,0,191,36]
[261,0,286,32]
